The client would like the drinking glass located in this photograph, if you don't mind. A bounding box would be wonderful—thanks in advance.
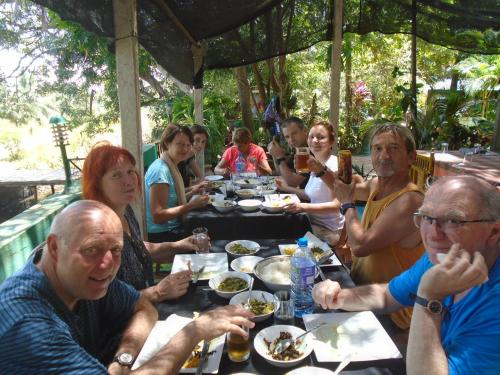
[441,142,449,153]
[294,147,310,173]
[192,227,210,254]
[274,290,295,325]
[227,325,250,362]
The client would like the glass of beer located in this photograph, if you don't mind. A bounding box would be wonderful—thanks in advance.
[295,147,310,173]
[227,325,250,362]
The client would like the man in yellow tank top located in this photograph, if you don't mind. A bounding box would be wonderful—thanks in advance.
[310,123,424,330]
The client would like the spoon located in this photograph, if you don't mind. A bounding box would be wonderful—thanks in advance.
[273,322,327,354]
[245,278,254,308]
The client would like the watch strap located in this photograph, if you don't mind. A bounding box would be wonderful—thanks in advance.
[410,293,445,315]
[340,202,356,215]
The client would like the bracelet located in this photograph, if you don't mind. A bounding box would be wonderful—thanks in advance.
[315,166,327,178]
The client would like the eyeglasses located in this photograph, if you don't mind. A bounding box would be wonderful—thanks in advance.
[413,212,494,231]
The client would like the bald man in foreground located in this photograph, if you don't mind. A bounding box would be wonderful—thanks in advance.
[313,176,500,375]
[0,200,254,374]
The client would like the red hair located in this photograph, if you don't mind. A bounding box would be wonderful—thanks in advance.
[82,143,142,205]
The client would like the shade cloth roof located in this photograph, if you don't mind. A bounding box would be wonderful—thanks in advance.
[32,0,500,86]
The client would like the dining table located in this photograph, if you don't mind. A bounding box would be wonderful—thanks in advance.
[156,239,407,375]
[184,199,312,240]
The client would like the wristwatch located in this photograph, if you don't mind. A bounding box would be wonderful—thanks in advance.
[113,352,135,368]
[276,156,287,165]
[410,293,445,315]
[340,202,356,215]
[315,166,327,178]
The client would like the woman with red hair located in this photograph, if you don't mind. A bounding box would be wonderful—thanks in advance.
[82,142,197,303]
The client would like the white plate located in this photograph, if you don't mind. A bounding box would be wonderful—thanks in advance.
[286,367,335,375]
[303,232,340,266]
[205,175,224,181]
[171,253,228,280]
[133,314,225,373]
[303,312,402,362]
[225,240,260,257]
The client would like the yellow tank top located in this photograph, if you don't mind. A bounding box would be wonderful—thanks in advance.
[351,182,425,329]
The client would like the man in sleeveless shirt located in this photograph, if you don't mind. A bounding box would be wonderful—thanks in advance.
[310,123,424,330]
[312,176,500,375]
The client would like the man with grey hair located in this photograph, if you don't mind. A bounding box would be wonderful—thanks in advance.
[310,123,425,330]
[313,176,500,375]
[0,200,254,373]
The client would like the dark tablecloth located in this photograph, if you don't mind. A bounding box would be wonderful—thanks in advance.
[157,239,406,375]
[184,206,312,240]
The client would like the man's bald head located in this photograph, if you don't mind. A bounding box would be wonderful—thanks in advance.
[426,176,499,221]
[50,200,122,249]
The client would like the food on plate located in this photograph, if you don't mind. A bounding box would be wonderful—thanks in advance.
[245,299,275,315]
[229,243,256,254]
[239,266,253,273]
[310,246,324,259]
[237,189,254,197]
[236,178,260,185]
[182,340,215,368]
[283,246,296,256]
[218,277,248,292]
[264,331,303,361]
[261,260,291,284]
[282,195,293,202]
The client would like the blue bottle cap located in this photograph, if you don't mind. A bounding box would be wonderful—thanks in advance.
[297,237,308,247]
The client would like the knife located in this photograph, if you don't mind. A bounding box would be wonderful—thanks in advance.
[195,340,210,375]
[192,266,205,284]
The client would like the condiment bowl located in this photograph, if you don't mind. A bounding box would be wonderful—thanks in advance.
[212,199,237,213]
[208,271,253,299]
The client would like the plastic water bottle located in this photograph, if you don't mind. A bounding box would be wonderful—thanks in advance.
[291,237,315,317]
[235,152,246,179]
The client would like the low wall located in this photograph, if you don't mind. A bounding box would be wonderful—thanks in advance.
[0,185,81,283]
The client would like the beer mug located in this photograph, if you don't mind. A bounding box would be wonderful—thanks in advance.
[294,147,310,173]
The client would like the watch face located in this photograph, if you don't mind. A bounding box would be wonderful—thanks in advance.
[428,300,443,314]
[118,353,134,365]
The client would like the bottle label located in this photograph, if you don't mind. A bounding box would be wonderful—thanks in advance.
[295,265,315,285]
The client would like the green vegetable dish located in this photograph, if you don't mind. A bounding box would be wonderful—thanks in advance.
[229,243,255,254]
[310,246,324,259]
[246,299,275,315]
[218,277,248,292]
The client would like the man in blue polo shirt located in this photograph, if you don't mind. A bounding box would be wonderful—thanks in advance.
[312,176,499,375]
[0,200,254,374]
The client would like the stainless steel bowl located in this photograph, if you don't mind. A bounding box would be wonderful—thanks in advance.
[254,255,292,291]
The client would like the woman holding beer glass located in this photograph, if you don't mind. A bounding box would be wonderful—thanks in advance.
[82,143,198,303]
[276,121,344,245]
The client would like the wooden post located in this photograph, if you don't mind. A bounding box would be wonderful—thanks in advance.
[194,88,203,125]
[410,0,418,139]
[113,0,146,234]
[329,0,343,154]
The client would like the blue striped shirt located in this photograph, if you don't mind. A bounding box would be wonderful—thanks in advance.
[0,253,140,373]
